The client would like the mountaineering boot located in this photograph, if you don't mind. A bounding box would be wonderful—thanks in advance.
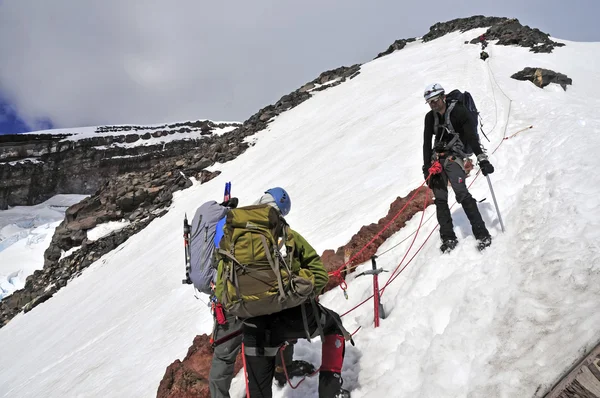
[320,334,347,396]
[477,235,492,251]
[440,239,458,253]
[320,372,351,398]
[334,387,351,398]
[273,360,316,387]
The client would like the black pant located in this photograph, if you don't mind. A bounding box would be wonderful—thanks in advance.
[242,302,346,398]
[432,157,489,241]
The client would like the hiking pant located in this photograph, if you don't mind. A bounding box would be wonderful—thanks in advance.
[209,312,295,398]
[242,302,347,398]
[432,156,490,241]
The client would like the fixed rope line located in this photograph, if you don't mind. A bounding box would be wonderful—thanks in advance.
[485,45,501,137]
[379,192,429,288]
[376,210,437,257]
[328,181,429,279]
[504,125,533,140]
[340,190,430,317]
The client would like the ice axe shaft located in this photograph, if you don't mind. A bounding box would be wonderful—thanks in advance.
[485,175,505,232]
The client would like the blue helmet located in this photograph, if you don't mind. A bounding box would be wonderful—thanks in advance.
[265,187,291,216]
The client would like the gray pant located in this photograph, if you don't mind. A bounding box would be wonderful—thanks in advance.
[432,157,488,241]
[431,157,471,204]
[209,312,294,398]
[209,312,244,398]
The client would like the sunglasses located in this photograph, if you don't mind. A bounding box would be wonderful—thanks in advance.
[426,95,443,104]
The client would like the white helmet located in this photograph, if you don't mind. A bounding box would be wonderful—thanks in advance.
[424,83,445,101]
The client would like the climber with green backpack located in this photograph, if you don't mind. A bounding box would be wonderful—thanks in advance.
[214,187,352,398]
[186,185,315,398]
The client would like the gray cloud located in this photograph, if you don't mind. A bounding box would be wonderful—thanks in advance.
[0,0,598,129]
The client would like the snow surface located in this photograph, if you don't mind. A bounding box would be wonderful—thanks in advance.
[1,29,600,398]
[86,221,131,242]
[0,195,88,299]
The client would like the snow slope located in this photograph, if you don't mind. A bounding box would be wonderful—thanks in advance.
[1,29,599,398]
[0,195,88,299]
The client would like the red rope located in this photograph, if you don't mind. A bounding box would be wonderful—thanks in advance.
[381,193,429,288]
[340,293,374,317]
[279,343,319,389]
[340,192,430,318]
[241,343,250,398]
[327,181,428,278]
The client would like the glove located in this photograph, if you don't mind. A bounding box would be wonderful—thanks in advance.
[479,160,495,176]
[422,165,430,181]
[220,197,239,208]
[428,173,446,190]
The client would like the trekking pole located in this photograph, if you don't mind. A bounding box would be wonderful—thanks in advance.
[485,175,505,232]
[356,256,387,328]
[182,215,192,284]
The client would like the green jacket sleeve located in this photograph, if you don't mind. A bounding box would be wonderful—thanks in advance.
[289,228,329,295]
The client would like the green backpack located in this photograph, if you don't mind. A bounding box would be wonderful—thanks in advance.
[215,204,315,318]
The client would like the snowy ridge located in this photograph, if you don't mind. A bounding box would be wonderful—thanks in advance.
[0,195,88,299]
[28,119,240,140]
[0,29,599,398]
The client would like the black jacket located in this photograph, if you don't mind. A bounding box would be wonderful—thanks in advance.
[422,101,483,166]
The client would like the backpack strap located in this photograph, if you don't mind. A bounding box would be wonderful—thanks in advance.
[433,101,457,146]
[217,249,244,299]
[310,298,327,342]
[433,101,472,158]
[260,235,287,299]
[300,301,314,341]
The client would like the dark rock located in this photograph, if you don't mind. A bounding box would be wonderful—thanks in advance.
[198,170,221,184]
[423,16,508,42]
[374,38,417,59]
[157,334,242,398]
[376,16,565,61]
[116,192,136,212]
[66,216,98,231]
[511,67,572,90]
[474,18,565,53]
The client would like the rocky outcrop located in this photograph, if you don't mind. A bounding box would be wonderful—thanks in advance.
[374,38,417,59]
[0,120,240,210]
[425,16,564,53]
[0,64,362,328]
[511,67,573,90]
[423,16,507,42]
[376,16,565,60]
[466,17,565,53]
[157,334,242,398]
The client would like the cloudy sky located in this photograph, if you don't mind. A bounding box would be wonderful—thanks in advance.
[0,0,598,134]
